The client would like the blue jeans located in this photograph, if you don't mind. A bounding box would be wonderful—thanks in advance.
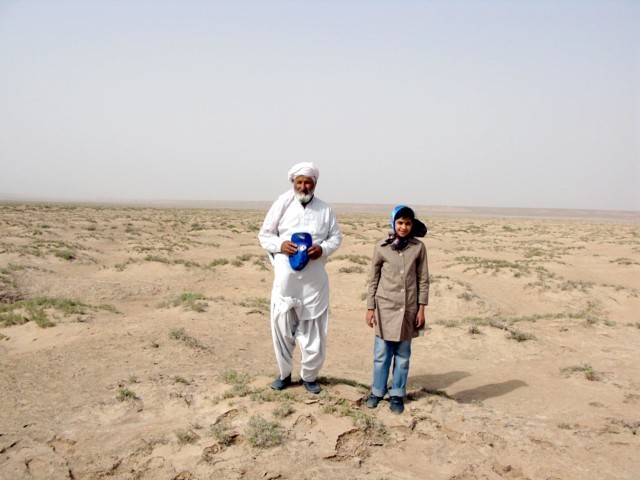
[371,336,412,398]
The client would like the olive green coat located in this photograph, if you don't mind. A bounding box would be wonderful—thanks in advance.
[366,237,429,341]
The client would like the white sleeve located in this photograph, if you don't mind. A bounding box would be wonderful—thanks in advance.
[258,191,293,254]
[319,209,342,258]
[259,205,284,255]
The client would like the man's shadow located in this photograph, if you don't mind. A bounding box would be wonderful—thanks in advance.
[409,372,527,403]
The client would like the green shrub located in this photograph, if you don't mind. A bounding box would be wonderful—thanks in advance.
[116,387,138,401]
[560,363,600,381]
[339,266,364,274]
[169,328,204,349]
[208,258,229,268]
[54,250,76,260]
[0,312,27,327]
[245,415,284,448]
[219,369,254,385]
[172,292,208,312]
[210,423,234,446]
[272,403,295,418]
[507,328,535,342]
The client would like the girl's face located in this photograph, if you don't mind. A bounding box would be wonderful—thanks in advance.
[394,217,413,238]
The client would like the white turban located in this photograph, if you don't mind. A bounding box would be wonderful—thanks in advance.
[287,162,319,183]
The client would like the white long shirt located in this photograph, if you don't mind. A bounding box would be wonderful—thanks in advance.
[258,192,342,320]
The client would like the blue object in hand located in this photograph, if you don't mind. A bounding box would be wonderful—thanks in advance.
[289,232,312,271]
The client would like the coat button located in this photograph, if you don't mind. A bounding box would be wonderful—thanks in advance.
[401,289,405,293]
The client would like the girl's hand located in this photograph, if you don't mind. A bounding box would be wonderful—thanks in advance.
[366,309,376,328]
[415,305,426,328]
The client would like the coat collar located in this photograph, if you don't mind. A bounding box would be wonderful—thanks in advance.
[380,236,421,248]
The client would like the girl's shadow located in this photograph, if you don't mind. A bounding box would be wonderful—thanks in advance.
[408,372,527,403]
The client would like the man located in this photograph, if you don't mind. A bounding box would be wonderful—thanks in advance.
[258,162,342,394]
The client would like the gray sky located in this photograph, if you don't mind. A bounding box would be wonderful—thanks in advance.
[1,0,638,211]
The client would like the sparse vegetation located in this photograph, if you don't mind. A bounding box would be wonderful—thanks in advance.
[250,387,295,403]
[339,266,365,274]
[173,375,190,385]
[0,311,27,326]
[238,297,269,314]
[222,383,252,398]
[457,291,477,301]
[1,204,638,477]
[0,297,116,328]
[219,369,254,385]
[560,363,600,381]
[116,387,138,401]
[208,258,229,267]
[610,257,639,265]
[143,255,201,268]
[436,319,460,328]
[54,250,76,261]
[272,402,295,418]
[437,315,540,341]
[245,415,284,448]
[175,428,200,445]
[331,254,370,265]
[219,369,256,398]
[507,328,535,342]
[210,421,235,446]
[559,280,594,292]
[321,395,387,438]
[453,256,531,276]
[172,292,208,312]
[169,328,205,349]
[468,325,482,335]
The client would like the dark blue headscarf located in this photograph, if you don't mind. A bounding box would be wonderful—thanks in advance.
[384,205,427,250]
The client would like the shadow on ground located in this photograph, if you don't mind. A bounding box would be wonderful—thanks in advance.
[453,379,528,403]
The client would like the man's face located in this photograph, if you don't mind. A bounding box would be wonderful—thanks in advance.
[293,176,315,204]
[293,176,315,194]
[394,217,413,238]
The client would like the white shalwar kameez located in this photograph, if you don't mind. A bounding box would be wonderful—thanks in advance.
[259,191,342,382]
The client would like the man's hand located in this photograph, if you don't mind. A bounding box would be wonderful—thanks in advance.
[366,309,376,328]
[281,241,322,260]
[280,240,298,256]
[307,244,322,260]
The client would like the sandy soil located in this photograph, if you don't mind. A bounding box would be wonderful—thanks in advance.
[0,203,638,480]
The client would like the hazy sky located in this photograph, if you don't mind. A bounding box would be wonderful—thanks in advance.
[1,0,638,211]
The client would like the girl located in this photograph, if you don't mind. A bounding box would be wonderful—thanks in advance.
[365,206,429,413]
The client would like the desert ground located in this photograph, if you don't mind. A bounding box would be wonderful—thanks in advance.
[0,202,638,480]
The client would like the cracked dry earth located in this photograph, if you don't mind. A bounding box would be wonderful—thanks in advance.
[0,203,638,479]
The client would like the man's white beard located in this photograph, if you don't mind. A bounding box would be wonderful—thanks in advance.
[295,189,314,204]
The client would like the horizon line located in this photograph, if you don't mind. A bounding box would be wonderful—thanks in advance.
[1,194,639,221]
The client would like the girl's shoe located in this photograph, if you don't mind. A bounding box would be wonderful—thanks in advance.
[389,396,404,414]
[366,394,382,408]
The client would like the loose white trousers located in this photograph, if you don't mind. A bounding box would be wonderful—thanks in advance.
[271,305,328,382]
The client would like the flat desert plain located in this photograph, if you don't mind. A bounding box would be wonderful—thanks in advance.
[0,203,638,480]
